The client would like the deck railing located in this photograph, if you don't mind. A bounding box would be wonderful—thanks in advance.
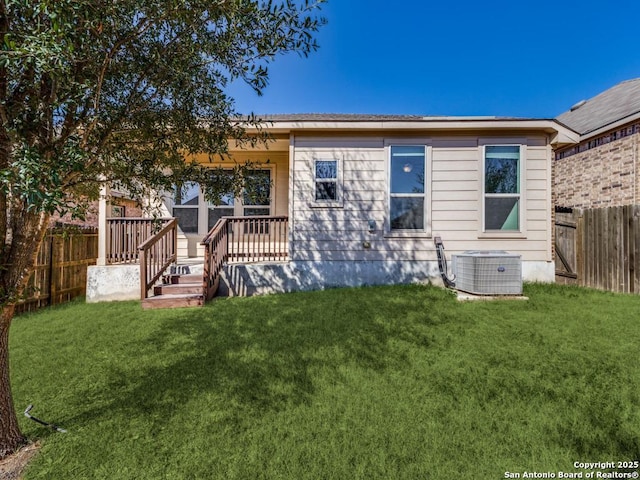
[202,216,288,300]
[138,218,178,299]
[107,218,173,264]
[201,218,229,301]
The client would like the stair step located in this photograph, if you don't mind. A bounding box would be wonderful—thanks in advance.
[166,273,202,284]
[142,293,204,310]
[154,283,201,296]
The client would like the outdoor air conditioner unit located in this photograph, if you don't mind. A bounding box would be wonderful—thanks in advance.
[452,251,522,295]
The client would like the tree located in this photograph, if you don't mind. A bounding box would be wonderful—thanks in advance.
[0,0,325,458]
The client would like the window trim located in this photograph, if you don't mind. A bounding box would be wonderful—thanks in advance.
[479,143,527,238]
[204,166,275,214]
[172,182,201,234]
[205,169,236,231]
[171,165,276,236]
[310,157,343,208]
[384,142,432,238]
[241,167,274,216]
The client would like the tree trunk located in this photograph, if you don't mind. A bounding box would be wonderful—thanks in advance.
[0,211,49,460]
[0,304,26,460]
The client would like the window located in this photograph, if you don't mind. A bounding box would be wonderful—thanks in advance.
[110,205,125,217]
[389,146,426,230]
[314,160,338,201]
[206,169,273,230]
[242,169,272,233]
[173,182,200,233]
[243,169,271,216]
[207,170,235,231]
[172,167,274,235]
[484,145,520,231]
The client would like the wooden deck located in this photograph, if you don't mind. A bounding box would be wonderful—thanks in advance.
[108,216,289,308]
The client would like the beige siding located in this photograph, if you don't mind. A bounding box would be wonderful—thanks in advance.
[272,153,289,216]
[291,134,552,263]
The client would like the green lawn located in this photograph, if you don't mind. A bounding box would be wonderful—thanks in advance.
[9,283,640,479]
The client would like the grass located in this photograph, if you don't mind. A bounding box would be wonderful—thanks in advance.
[8,283,640,479]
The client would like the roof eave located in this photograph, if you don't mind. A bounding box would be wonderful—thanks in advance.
[249,118,578,137]
[578,110,640,140]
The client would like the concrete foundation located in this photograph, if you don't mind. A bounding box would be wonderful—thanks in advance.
[219,260,443,297]
[85,259,555,302]
[86,265,140,302]
[521,261,555,283]
[218,260,555,297]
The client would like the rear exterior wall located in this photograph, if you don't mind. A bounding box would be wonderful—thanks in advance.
[288,133,554,286]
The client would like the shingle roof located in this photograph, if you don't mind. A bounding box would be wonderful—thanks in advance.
[257,113,425,121]
[556,78,640,135]
[255,113,529,122]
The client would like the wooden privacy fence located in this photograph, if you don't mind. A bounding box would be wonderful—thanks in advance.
[555,205,640,293]
[16,227,99,313]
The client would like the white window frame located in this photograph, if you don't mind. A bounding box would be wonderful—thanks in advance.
[171,165,276,236]
[172,182,201,234]
[311,157,343,208]
[385,142,432,237]
[480,143,527,237]
[207,166,275,215]
[241,167,274,215]
[205,169,236,231]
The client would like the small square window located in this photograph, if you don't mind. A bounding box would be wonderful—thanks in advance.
[314,159,339,202]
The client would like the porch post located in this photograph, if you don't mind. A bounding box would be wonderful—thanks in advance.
[97,184,110,266]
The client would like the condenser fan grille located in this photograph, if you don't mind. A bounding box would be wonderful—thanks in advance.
[452,251,522,295]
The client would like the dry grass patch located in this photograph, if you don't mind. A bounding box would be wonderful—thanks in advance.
[0,442,40,480]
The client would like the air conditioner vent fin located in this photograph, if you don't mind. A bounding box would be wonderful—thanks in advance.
[452,251,522,295]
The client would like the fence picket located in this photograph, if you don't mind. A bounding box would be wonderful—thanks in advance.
[556,205,640,294]
[16,228,98,314]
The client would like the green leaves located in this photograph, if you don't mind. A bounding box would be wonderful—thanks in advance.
[0,136,92,215]
[0,0,327,448]
[0,0,326,218]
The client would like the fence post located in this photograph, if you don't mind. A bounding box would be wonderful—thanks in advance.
[45,233,54,307]
[633,205,640,293]
[50,234,59,306]
[576,210,584,287]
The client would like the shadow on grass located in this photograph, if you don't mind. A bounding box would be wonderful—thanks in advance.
[65,284,456,430]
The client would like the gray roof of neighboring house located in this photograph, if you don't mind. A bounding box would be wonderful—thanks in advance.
[556,78,640,135]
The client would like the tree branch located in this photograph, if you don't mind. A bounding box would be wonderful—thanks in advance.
[81,16,154,148]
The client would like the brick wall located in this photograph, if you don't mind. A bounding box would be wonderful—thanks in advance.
[554,131,638,208]
[49,201,99,227]
[111,197,143,217]
[48,197,144,227]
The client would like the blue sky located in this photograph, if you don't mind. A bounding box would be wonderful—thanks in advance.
[228,0,640,118]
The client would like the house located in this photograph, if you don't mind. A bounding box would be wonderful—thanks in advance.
[49,191,142,229]
[554,78,640,208]
[87,114,578,305]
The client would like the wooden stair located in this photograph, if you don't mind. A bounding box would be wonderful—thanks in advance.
[141,273,204,310]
